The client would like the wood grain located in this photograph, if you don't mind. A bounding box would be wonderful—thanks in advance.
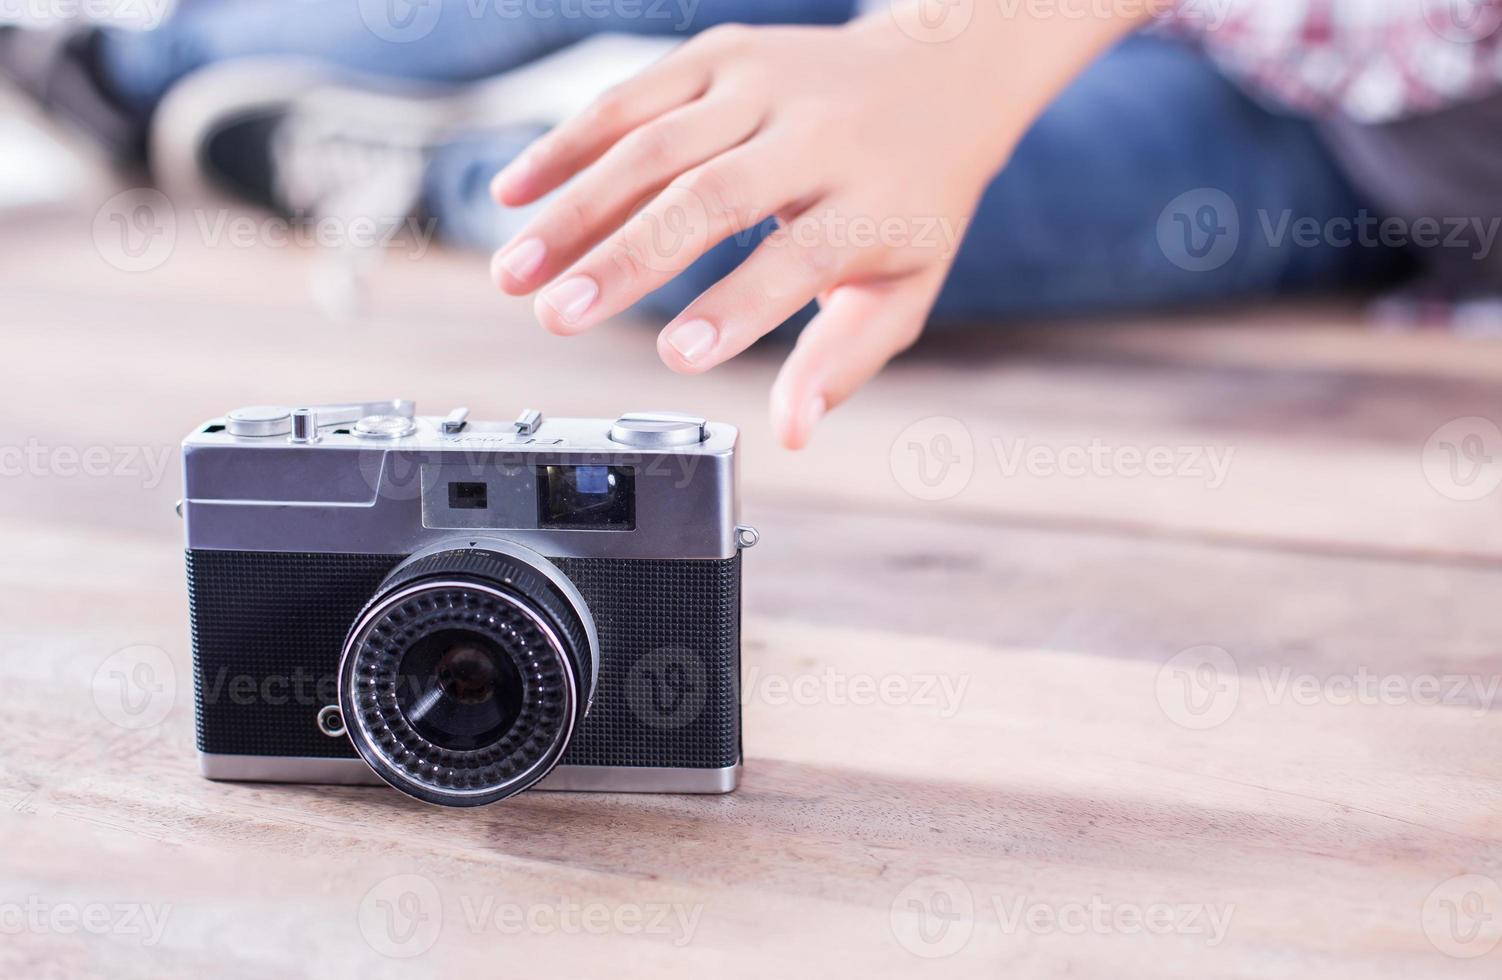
[2,182,1501,978]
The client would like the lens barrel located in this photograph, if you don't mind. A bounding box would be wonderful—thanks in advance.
[338,543,596,807]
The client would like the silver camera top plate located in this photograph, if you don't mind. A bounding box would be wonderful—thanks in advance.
[181,401,744,561]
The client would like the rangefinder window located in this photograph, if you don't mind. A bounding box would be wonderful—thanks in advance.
[448,481,488,510]
[537,465,635,530]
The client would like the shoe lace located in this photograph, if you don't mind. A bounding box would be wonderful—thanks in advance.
[270,112,429,320]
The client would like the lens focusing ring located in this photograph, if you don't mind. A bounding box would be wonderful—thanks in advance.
[339,549,594,807]
[347,582,572,801]
[380,549,594,687]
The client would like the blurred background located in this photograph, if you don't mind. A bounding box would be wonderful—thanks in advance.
[7,0,1502,665]
[6,3,1502,977]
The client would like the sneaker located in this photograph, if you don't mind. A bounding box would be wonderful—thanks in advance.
[0,23,147,166]
[150,34,682,216]
[147,36,679,315]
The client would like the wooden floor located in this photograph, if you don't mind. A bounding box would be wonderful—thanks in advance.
[5,172,1502,978]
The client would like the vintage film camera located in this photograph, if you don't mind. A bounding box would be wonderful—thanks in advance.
[180,400,755,806]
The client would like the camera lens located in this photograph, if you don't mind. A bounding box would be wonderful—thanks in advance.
[338,544,596,807]
[395,629,523,751]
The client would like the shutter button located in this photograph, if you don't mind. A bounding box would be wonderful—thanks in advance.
[608,411,709,448]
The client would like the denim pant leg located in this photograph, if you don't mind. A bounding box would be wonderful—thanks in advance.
[97,0,858,117]
[422,127,552,251]
[639,35,1411,325]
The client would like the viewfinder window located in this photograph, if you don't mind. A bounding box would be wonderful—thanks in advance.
[537,465,635,530]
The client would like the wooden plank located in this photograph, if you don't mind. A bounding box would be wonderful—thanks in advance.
[6,209,1502,561]
[7,486,1502,683]
[2,529,1499,977]
[5,192,1502,978]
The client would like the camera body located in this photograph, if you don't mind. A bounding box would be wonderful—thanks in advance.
[181,400,753,806]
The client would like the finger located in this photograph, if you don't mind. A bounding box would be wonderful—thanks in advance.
[491,95,764,294]
[532,142,813,335]
[490,52,710,207]
[770,269,946,450]
[654,205,872,373]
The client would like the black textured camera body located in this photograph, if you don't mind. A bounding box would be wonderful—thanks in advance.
[188,549,742,770]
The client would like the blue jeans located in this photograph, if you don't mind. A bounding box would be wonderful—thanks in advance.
[426,35,1410,322]
[100,3,1410,321]
[99,0,857,113]
[646,34,1411,321]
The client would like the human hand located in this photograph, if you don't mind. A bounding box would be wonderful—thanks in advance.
[490,7,1142,448]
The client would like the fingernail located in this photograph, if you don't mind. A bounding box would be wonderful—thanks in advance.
[491,153,533,198]
[540,276,598,325]
[497,237,545,282]
[665,318,718,363]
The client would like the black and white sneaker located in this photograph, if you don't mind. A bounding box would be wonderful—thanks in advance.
[151,58,449,222]
[0,23,148,166]
[147,36,677,314]
[149,35,680,219]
